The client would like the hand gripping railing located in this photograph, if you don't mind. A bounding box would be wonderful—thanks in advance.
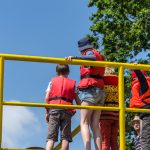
[0,53,150,150]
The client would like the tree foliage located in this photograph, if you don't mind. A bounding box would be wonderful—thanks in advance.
[87,0,150,149]
[88,0,150,62]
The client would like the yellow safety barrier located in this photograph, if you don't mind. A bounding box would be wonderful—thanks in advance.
[0,53,150,150]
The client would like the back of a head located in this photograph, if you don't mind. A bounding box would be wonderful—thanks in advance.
[78,37,94,52]
[56,64,70,75]
[104,67,115,76]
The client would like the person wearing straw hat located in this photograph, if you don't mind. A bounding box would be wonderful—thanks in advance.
[100,67,119,150]
[66,37,106,150]
[130,70,150,150]
[131,115,141,150]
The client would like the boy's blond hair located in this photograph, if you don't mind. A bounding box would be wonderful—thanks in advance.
[104,67,115,76]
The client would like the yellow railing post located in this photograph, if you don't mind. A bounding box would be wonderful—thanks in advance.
[0,57,4,148]
[0,53,149,149]
[119,66,125,150]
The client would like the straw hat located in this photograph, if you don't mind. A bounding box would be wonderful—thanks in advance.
[131,115,141,126]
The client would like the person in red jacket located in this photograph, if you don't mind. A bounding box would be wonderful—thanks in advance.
[130,70,150,150]
[45,64,81,150]
[66,37,105,150]
[100,67,119,150]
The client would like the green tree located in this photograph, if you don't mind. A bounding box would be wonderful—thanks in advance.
[88,0,150,62]
[87,0,150,149]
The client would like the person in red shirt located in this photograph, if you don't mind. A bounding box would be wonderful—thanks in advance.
[130,70,150,150]
[100,67,119,150]
[66,37,105,150]
[45,64,81,150]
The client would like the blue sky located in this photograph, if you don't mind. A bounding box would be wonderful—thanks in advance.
[0,0,96,149]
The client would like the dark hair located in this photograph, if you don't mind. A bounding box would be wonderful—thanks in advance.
[56,64,70,75]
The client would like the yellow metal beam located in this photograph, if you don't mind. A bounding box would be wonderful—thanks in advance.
[1,146,44,149]
[3,101,150,112]
[125,108,150,113]
[3,100,150,112]
[3,101,119,111]
[0,57,4,149]
[119,66,125,150]
[0,53,150,70]
[0,148,43,150]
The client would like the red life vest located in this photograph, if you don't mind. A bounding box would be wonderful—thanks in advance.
[78,49,105,89]
[100,75,119,121]
[130,77,150,108]
[48,77,76,113]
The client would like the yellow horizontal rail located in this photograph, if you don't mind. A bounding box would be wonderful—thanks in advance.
[0,53,150,70]
[125,108,150,113]
[4,101,150,113]
[0,148,42,150]
[3,101,119,111]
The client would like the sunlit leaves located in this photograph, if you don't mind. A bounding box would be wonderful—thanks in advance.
[88,0,150,62]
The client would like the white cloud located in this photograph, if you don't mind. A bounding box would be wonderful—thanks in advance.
[2,102,42,148]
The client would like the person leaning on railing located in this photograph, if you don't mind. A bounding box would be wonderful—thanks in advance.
[129,70,150,150]
[65,37,105,150]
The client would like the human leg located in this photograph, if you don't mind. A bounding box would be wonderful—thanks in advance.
[91,110,101,150]
[79,87,105,150]
[111,120,119,150]
[46,113,60,150]
[46,140,55,150]
[60,111,72,150]
[100,120,111,150]
[61,139,69,150]
[80,101,93,150]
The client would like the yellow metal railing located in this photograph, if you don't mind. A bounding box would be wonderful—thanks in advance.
[0,53,150,150]
[0,57,4,149]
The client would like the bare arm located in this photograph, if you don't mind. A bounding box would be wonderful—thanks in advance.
[45,81,52,123]
[74,93,81,105]
[45,91,50,114]
[65,51,96,61]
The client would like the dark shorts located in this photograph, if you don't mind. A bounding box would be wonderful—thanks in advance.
[78,87,105,105]
[47,110,72,142]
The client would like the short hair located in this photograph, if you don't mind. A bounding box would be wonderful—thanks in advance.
[104,67,115,75]
[56,64,70,75]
